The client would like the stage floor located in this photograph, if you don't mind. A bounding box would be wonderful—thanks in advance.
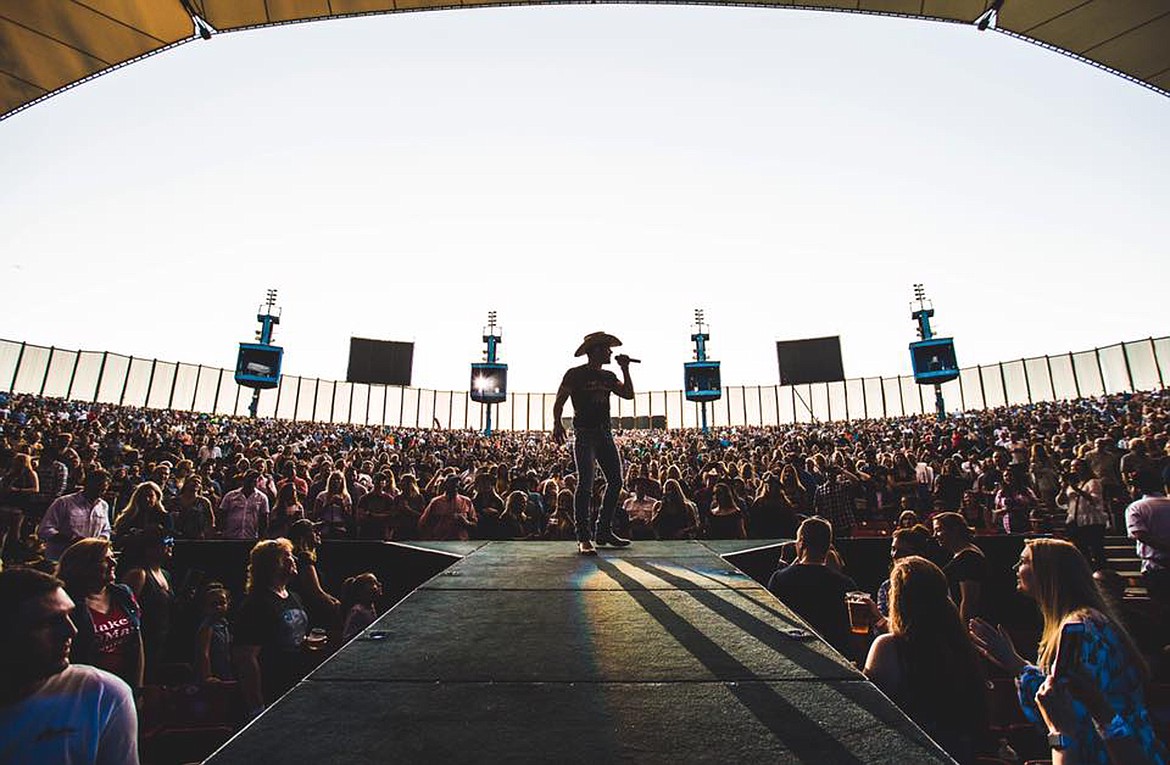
[206,541,953,764]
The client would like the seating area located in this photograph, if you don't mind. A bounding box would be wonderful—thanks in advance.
[2,385,1167,763]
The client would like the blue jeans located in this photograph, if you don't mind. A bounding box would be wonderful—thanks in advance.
[572,426,623,542]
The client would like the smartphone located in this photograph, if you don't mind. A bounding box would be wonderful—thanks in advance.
[1052,621,1086,678]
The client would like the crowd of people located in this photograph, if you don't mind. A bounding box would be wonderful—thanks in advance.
[0,386,1168,764]
[0,388,1165,553]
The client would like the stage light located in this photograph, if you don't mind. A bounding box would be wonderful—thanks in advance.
[469,362,507,404]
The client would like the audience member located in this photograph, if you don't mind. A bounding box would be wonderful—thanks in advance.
[865,524,934,631]
[37,469,112,562]
[267,482,305,540]
[118,527,175,681]
[340,573,383,643]
[233,538,309,716]
[112,481,174,541]
[863,556,989,763]
[195,584,233,683]
[747,474,799,539]
[933,512,988,623]
[767,517,857,657]
[622,477,658,540]
[544,490,576,540]
[970,539,1167,765]
[287,519,340,631]
[419,474,477,541]
[813,463,858,539]
[1059,458,1110,570]
[1125,469,1170,605]
[707,482,746,539]
[171,475,215,540]
[355,472,397,540]
[994,464,1040,534]
[652,478,700,540]
[0,453,38,565]
[218,470,269,540]
[312,470,353,539]
[0,568,139,764]
[56,538,144,692]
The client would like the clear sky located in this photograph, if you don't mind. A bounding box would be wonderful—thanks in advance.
[1,6,1166,396]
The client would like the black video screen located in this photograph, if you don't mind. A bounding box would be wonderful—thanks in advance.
[776,336,845,386]
[347,338,414,386]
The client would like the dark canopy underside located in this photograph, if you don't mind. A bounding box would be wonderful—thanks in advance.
[2,1,1167,121]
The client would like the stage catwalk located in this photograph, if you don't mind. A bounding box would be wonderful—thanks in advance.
[206,541,953,764]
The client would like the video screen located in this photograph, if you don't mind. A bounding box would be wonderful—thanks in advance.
[684,362,722,402]
[347,337,414,386]
[470,363,508,404]
[235,345,282,389]
[910,339,959,383]
[776,336,845,386]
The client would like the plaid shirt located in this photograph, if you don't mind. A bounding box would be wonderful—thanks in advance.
[36,458,68,501]
[814,478,856,536]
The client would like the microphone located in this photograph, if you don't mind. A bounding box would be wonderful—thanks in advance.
[616,354,641,364]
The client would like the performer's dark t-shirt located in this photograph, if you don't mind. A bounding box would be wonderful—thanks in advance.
[561,365,618,429]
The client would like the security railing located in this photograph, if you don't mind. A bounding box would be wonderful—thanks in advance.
[1,337,1166,430]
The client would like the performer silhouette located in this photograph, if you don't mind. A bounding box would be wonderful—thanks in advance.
[552,332,635,555]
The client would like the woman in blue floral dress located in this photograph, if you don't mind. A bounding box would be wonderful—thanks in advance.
[970,538,1167,765]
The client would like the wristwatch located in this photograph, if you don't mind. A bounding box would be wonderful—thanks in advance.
[1047,732,1074,751]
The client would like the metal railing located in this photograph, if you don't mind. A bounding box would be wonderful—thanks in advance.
[1,337,1166,430]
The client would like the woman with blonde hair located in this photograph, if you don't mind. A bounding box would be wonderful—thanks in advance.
[970,539,1166,765]
[312,470,352,539]
[112,481,173,540]
[234,538,309,716]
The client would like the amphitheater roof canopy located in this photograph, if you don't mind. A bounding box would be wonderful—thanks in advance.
[2,1,1168,121]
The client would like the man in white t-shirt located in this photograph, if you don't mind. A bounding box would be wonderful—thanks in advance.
[0,568,139,765]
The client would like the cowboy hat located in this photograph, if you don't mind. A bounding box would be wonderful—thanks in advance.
[574,331,622,357]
